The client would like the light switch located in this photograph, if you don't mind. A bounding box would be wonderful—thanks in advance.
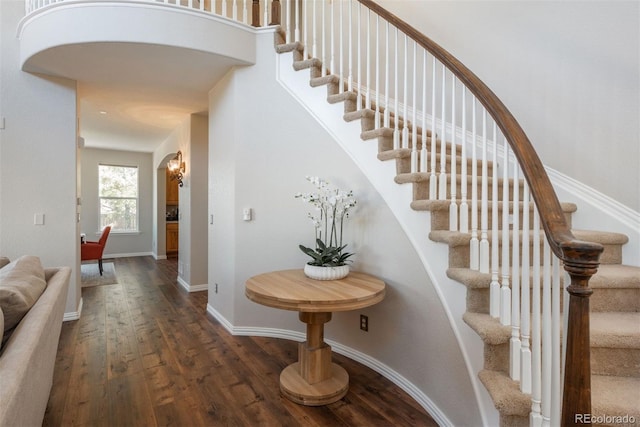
[243,208,252,221]
[34,213,45,225]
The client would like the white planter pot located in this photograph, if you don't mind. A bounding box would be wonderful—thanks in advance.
[303,264,350,281]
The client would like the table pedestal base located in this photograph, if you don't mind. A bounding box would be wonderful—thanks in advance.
[280,362,349,406]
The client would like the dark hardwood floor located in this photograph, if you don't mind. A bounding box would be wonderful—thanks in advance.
[44,256,437,427]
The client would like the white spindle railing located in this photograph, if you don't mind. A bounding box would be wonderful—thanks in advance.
[26,1,579,424]
[279,2,570,425]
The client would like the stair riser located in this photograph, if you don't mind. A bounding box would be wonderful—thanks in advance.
[591,348,640,377]
[467,286,639,315]
[372,134,460,155]
[447,236,623,268]
[393,155,496,177]
[411,179,523,202]
[483,337,640,380]
[430,206,573,233]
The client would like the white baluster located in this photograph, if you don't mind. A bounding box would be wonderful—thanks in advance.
[489,123,500,317]
[329,0,334,75]
[520,182,531,393]
[365,9,371,110]
[530,206,543,427]
[510,163,521,381]
[222,0,227,18]
[384,21,390,128]
[393,27,400,149]
[449,75,458,231]
[551,255,561,426]
[338,0,344,93]
[500,136,511,325]
[321,0,326,76]
[411,40,417,173]
[470,97,479,271]
[302,0,308,58]
[243,0,248,25]
[374,15,381,128]
[348,0,353,92]
[232,0,237,21]
[479,109,489,273]
[438,64,447,200]
[541,237,552,427]
[420,50,428,174]
[402,34,409,150]
[429,57,437,199]
[356,2,362,107]
[294,0,300,43]
[312,0,317,58]
[263,0,268,28]
[459,86,468,232]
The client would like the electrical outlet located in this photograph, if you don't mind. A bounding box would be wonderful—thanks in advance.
[360,314,368,332]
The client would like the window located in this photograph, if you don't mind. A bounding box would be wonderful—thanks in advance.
[99,164,138,232]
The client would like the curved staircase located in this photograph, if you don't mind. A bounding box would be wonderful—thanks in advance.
[274,28,640,427]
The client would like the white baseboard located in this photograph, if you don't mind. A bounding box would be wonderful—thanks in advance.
[63,297,83,321]
[205,304,452,427]
[177,276,207,293]
[102,252,154,259]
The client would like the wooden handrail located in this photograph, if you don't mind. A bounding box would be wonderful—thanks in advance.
[353,1,603,424]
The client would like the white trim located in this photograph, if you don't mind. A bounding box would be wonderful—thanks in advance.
[63,297,83,321]
[177,276,207,293]
[101,252,154,258]
[204,304,453,427]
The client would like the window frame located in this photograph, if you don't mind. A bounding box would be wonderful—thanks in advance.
[98,163,140,233]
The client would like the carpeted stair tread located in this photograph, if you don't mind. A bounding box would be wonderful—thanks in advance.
[478,370,530,417]
[293,58,323,72]
[463,312,510,345]
[411,199,577,214]
[571,229,629,246]
[362,127,395,140]
[327,91,357,104]
[447,264,640,291]
[275,41,302,54]
[462,311,640,349]
[344,109,375,122]
[590,312,640,349]
[592,375,640,422]
[310,74,339,88]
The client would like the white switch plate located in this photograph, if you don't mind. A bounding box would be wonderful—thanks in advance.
[34,213,45,225]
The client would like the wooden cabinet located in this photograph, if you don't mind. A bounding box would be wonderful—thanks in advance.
[166,168,179,205]
[166,223,179,255]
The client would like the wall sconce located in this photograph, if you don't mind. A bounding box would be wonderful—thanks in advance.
[168,150,186,187]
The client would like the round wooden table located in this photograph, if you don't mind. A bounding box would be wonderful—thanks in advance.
[245,269,386,406]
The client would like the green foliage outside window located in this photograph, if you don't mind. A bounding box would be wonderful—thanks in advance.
[99,165,138,232]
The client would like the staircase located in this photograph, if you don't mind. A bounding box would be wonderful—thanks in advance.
[273,28,640,427]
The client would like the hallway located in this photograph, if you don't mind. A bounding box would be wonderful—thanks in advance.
[44,257,437,426]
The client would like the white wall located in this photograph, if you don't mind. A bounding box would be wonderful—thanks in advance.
[187,113,209,288]
[80,147,153,257]
[0,0,80,315]
[378,0,640,212]
[207,33,479,426]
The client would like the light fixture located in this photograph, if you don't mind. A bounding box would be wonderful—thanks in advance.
[168,150,186,187]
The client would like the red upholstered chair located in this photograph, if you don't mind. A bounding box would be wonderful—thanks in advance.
[81,226,111,275]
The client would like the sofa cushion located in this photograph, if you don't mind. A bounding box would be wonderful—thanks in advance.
[0,256,46,333]
[0,257,10,269]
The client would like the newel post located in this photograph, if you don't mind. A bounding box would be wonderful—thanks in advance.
[270,0,281,25]
[560,242,603,427]
[252,0,260,27]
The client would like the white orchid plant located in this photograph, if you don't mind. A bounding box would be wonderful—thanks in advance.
[295,176,357,267]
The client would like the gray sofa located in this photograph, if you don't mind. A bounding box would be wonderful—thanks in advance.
[0,257,71,427]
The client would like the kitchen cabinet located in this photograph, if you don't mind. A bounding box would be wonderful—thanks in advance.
[166,223,179,255]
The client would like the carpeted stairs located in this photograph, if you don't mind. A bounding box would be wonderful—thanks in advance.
[274,31,640,426]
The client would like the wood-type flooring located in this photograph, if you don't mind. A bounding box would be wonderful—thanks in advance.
[43,256,438,427]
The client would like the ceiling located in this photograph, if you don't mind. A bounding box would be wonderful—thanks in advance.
[29,42,243,152]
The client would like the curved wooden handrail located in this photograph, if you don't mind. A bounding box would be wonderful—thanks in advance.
[356,0,600,261]
[354,1,603,424]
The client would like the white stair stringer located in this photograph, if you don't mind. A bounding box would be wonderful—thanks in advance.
[276,48,499,427]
